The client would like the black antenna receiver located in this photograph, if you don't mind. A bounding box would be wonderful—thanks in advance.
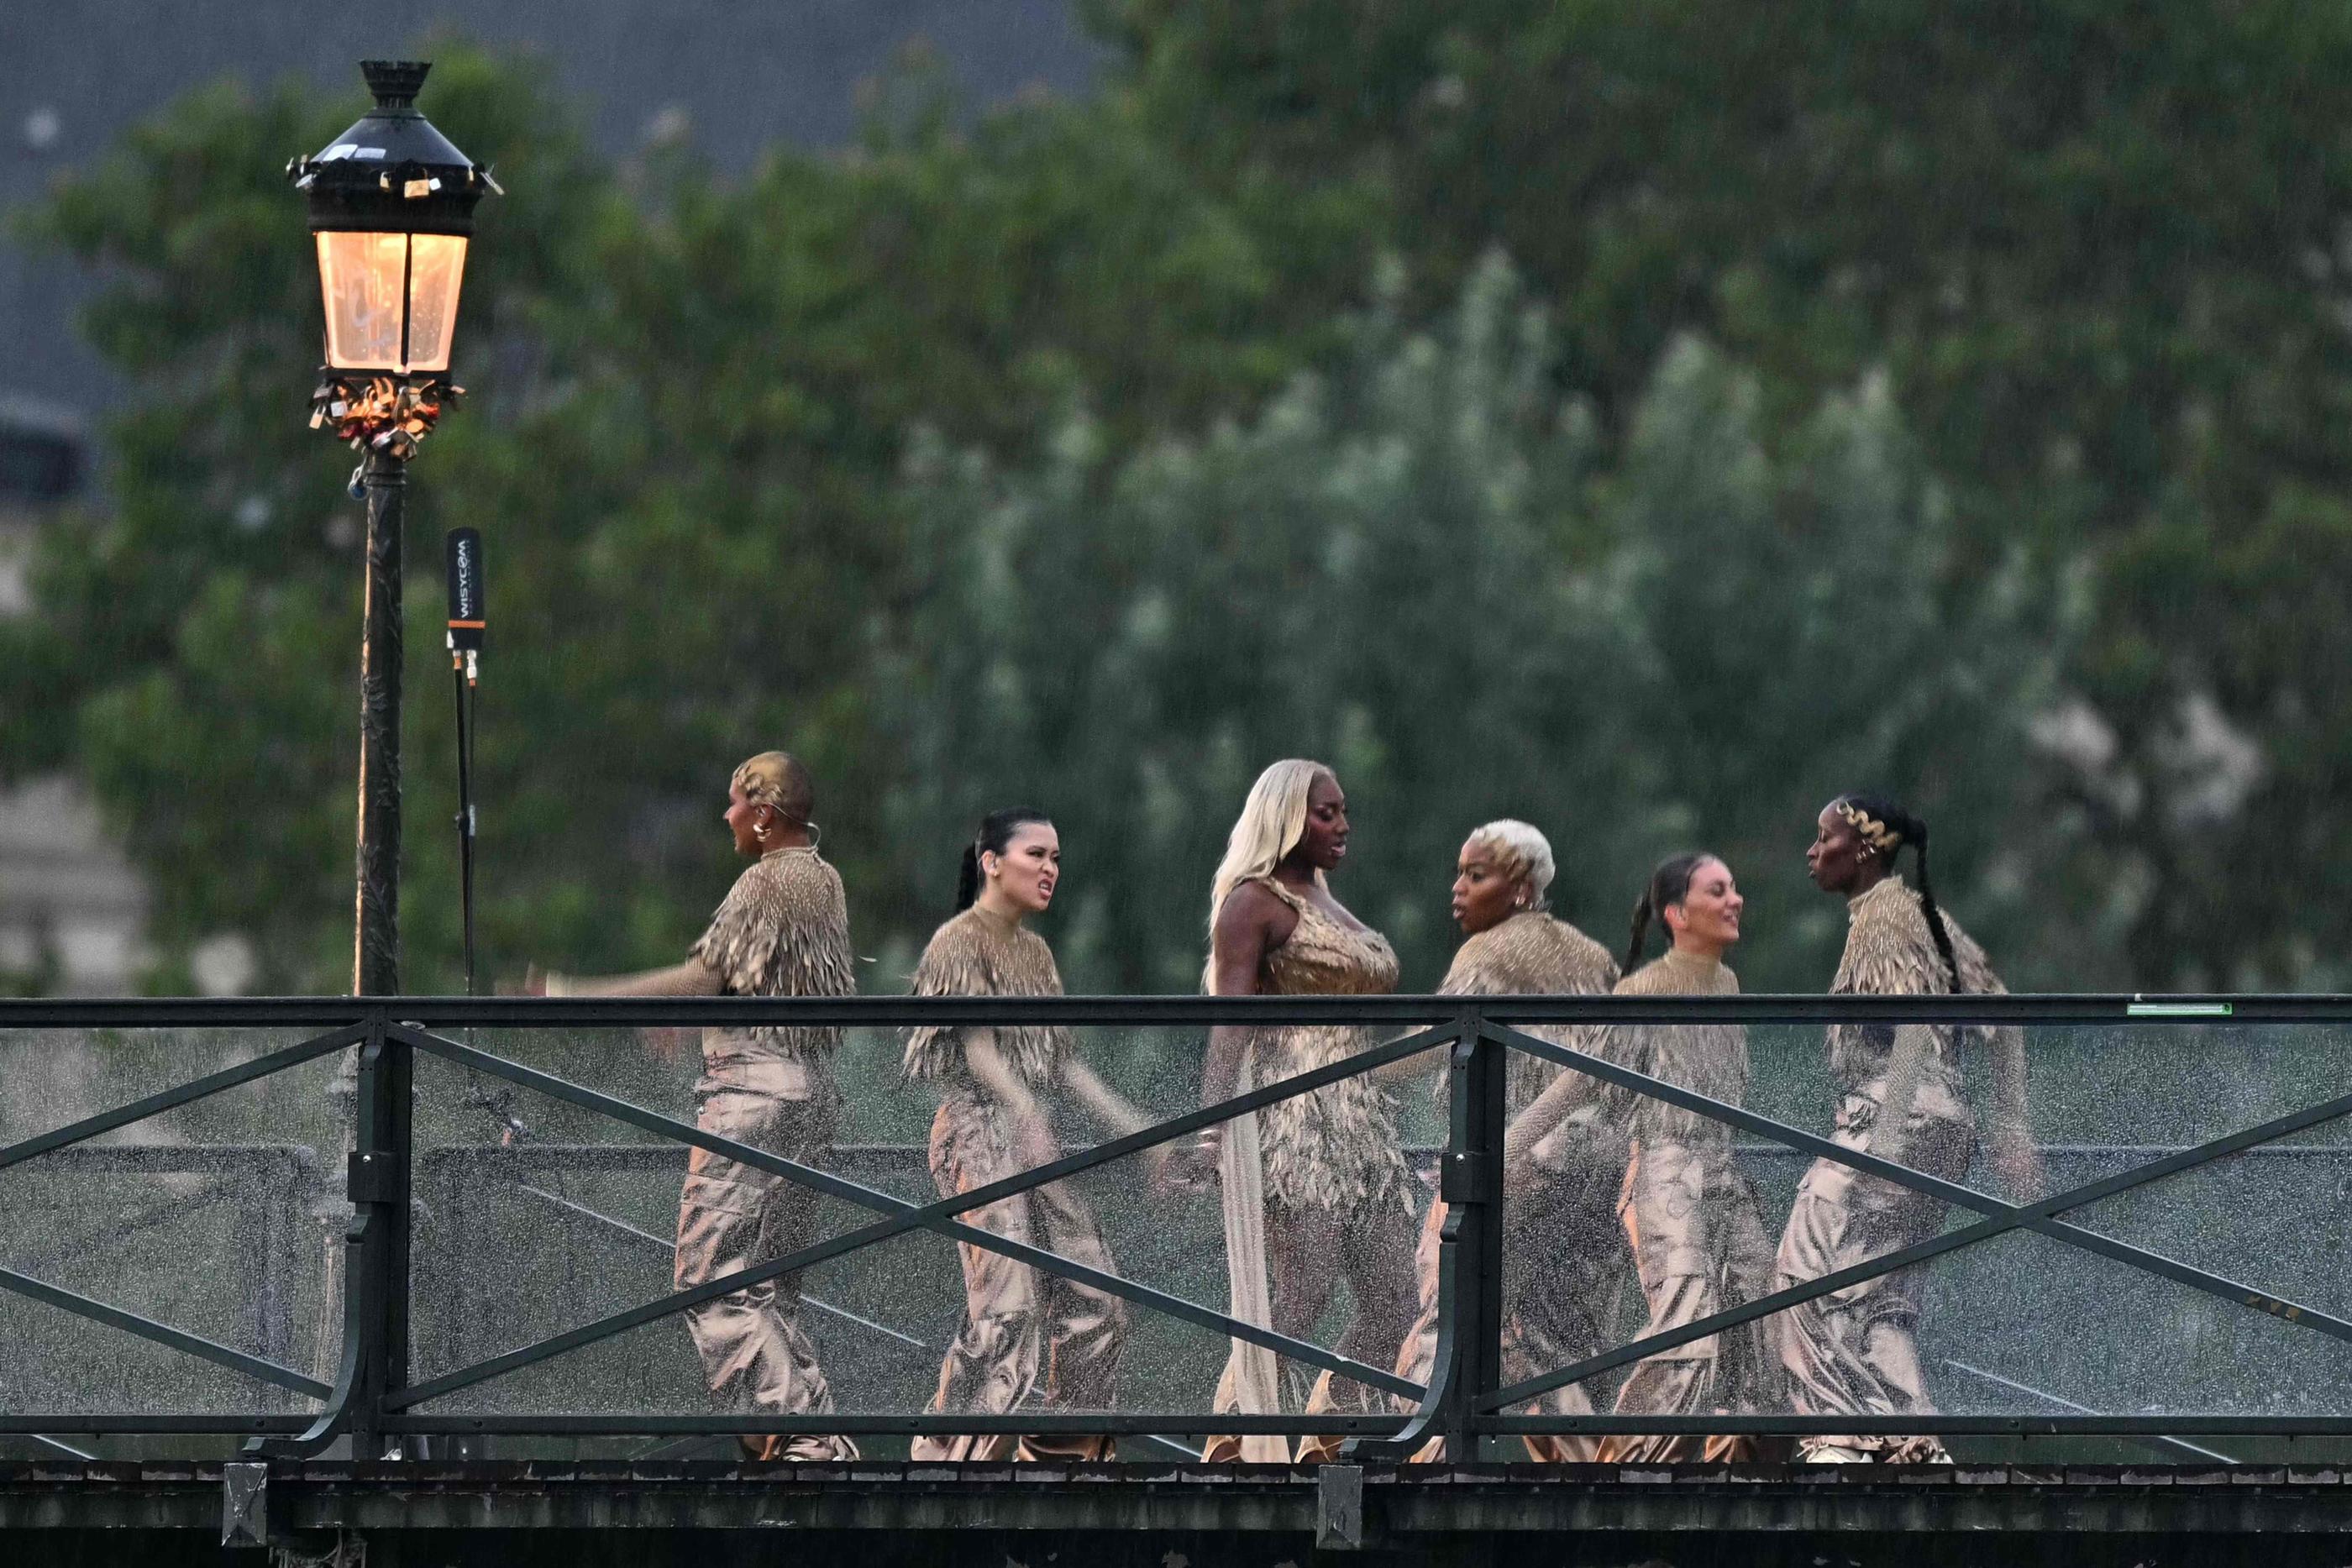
[444,527,484,996]
[445,527,485,662]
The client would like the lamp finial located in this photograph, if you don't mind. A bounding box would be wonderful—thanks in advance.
[360,60,431,112]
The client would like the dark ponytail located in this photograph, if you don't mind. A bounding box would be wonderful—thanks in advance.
[955,806,1053,912]
[1625,851,1718,973]
[1833,793,1961,992]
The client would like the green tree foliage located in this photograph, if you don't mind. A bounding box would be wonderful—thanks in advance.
[12,6,2333,997]
[884,258,2068,993]
[4,50,610,987]
[5,45,1323,989]
[1087,0,2352,985]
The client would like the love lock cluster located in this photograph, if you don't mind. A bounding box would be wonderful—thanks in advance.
[309,371,465,461]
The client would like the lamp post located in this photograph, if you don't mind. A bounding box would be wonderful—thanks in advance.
[285,61,498,1460]
[290,60,496,995]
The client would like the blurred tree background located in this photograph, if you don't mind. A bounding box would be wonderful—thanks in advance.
[8,1,2350,998]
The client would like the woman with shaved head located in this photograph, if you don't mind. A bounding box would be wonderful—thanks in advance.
[531,750,856,1462]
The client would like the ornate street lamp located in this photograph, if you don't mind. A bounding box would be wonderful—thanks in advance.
[289,60,498,995]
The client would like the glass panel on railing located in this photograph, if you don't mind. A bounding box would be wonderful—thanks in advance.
[1479,1013,2352,1461]
[402,1014,1436,1458]
[0,1025,345,1421]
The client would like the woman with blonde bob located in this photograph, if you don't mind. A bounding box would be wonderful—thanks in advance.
[1198,759,1410,1463]
[1391,819,1630,1461]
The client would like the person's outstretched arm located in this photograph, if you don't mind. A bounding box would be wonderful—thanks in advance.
[540,957,724,998]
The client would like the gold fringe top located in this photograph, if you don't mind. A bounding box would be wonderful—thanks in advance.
[901,905,1070,1089]
[1242,877,1408,1215]
[1595,947,1746,1147]
[1436,911,1620,1116]
[686,847,854,1060]
[1829,875,2007,1089]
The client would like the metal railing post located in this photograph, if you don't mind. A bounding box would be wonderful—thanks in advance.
[1445,1006,1506,1459]
[344,1009,412,1456]
[1352,1007,1500,1460]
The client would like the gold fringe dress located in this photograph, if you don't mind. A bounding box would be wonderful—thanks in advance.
[903,905,1125,1462]
[675,847,858,1463]
[1394,910,1630,1461]
[1206,876,1409,1464]
[1772,875,2023,1462]
[1595,947,1780,1463]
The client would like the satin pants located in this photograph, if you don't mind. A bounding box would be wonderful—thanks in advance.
[1393,1128,1631,1461]
[1773,1077,1976,1462]
[911,1094,1126,1462]
[1596,1135,1781,1463]
[675,1070,855,1462]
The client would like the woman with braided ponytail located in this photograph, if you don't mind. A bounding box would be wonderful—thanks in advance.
[1772,795,2042,1464]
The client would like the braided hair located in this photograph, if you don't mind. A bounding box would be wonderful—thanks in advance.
[956,806,1053,912]
[1624,852,1719,974]
[1831,794,1961,992]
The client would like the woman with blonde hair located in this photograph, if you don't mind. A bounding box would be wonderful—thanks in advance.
[1391,818,1630,1461]
[1198,759,1410,1463]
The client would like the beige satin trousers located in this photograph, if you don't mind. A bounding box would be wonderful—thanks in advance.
[911,1093,1126,1462]
[675,1063,855,1462]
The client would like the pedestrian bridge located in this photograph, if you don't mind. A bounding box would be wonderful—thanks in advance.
[3,991,2350,1560]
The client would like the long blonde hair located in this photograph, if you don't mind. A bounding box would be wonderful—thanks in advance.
[1206,758,1332,940]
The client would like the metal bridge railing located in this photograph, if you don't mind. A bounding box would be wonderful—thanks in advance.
[3,993,2350,1457]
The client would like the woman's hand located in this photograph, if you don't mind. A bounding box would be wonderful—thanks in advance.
[1500,1147,1545,1202]
[1991,1135,2045,1202]
[1012,1114,1061,1173]
[1154,1129,1221,1193]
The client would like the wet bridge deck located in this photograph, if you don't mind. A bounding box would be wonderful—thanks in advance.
[12,1459,2352,1565]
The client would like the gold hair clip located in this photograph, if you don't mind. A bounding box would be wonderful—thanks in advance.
[1835,801,1901,852]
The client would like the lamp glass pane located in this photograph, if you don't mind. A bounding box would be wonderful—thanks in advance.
[314,232,470,373]
[315,231,407,371]
[402,233,469,373]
